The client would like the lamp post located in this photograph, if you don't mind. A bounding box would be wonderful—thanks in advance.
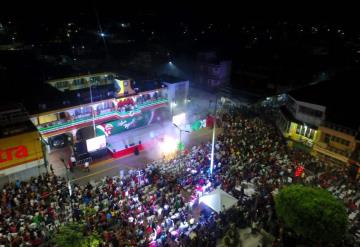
[89,83,96,137]
[173,123,190,171]
[210,95,218,175]
[173,123,190,152]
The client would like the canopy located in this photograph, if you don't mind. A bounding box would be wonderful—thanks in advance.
[199,188,238,213]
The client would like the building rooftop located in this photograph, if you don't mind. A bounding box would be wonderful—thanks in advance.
[23,76,165,115]
[157,74,187,84]
[0,120,37,138]
[288,79,360,130]
[0,103,37,138]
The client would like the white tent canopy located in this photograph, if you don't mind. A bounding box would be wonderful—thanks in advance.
[199,188,238,213]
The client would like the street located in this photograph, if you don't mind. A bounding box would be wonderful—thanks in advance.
[54,126,222,185]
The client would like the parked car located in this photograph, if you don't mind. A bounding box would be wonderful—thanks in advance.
[51,135,66,148]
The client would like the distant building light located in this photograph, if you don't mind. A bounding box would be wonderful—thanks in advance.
[100,32,105,37]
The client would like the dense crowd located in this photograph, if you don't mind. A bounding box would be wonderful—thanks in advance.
[0,106,359,247]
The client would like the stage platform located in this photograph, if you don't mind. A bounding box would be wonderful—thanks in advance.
[106,121,177,158]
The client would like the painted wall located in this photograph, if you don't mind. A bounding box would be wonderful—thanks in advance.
[0,131,44,171]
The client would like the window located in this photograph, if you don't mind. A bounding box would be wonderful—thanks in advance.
[324,134,331,143]
[56,81,68,88]
[300,126,305,136]
[309,129,314,139]
[296,124,301,134]
[286,121,291,132]
[73,79,82,86]
[329,135,351,146]
[298,106,323,118]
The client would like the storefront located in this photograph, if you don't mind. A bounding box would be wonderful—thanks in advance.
[0,131,44,175]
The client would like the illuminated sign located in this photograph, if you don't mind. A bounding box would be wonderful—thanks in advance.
[0,145,29,163]
[115,79,125,96]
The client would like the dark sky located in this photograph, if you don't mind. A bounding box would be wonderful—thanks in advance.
[1,1,358,25]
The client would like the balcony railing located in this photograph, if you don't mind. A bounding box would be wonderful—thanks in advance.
[37,98,168,134]
[38,111,115,133]
[314,142,351,158]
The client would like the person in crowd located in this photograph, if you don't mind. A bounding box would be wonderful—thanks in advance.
[0,105,358,247]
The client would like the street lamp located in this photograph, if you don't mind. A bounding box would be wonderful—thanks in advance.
[89,81,96,137]
[173,123,190,172]
[210,95,218,175]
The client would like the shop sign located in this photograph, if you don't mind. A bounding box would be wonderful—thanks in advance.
[0,145,29,163]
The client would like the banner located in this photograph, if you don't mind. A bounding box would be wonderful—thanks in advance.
[96,108,169,136]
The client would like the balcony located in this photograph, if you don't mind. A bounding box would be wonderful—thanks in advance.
[36,98,168,135]
[37,111,116,134]
[314,142,351,163]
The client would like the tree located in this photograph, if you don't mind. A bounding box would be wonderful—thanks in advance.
[53,223,86,247]
[275,185,348,244]
[53,222,103,247]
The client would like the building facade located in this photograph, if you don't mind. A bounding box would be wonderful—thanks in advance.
[0,104,45,184]
[31,78,169,144]
[162,78,189,116]
[277,80,360,167]
[196,52,232,88]
[313,122,359,166]
[277,94,324,148]
[46,72,117,92]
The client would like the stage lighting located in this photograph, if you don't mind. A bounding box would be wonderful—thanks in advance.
[159,135,177,156]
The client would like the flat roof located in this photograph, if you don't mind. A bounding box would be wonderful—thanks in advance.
[157,74,187,84]
[0,120,37,139]
[46,72,124,83]
[288,79,360,130]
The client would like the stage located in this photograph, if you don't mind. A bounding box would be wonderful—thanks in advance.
[106,121,178,159]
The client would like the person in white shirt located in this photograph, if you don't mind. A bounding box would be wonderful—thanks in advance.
[84,161,90,172]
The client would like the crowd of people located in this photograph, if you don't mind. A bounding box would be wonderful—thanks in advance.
[0,105,359,247]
